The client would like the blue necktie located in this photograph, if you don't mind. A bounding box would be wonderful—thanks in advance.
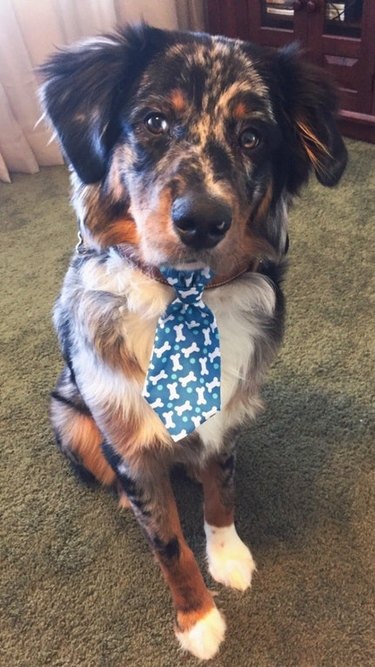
[143,267,221,441]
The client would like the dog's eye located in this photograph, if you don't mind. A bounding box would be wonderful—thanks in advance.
[145,113,169,135]
[239,128,261,150]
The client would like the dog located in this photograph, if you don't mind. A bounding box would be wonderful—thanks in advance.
[40,24,347,660]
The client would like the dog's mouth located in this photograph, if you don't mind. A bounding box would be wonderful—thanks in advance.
[137,232,217,272]
[150,244,255,286]
[165,254,211,272]
[138,229,253,279]
[117,238,215,276]
[158,243,223,273]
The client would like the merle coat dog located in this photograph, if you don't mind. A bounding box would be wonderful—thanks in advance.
[41,24,347,660]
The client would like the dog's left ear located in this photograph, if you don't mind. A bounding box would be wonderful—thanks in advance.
[274,44,348,192]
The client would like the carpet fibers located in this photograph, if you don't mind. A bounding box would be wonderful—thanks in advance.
[1,139,374,666]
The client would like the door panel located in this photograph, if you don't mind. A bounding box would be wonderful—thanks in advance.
[205,0,250,40]
[246,0,308,45]
[307,1,375,113]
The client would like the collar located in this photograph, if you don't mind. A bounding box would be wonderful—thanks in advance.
[76,234,265,289]
[115,244,263,289]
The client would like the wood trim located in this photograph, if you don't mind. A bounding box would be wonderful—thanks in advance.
[338,110,375,143]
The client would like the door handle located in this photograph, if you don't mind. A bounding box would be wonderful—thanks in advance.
[292,0,305,11]
[306,0,320,12]
[292,0,320,12]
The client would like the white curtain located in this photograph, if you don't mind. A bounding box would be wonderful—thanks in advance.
[0,0,204,183]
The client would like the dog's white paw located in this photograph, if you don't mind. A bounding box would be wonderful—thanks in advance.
[175,606,226,660]
[205,522,256,591]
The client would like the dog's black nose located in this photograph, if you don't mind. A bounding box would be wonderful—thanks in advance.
[172,193,232,249]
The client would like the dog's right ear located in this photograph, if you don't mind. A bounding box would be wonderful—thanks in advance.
[273,44,348,192]
[39,25,166,184]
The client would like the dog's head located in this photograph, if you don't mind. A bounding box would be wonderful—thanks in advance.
[40,25,347,273]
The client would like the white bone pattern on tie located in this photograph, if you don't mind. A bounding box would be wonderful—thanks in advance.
[202,327,212,346]
[154,341,171,358]
[163,411,176,430]
[208,347,220,363]
[171,353,183,371]
[199,358,209,375]
[180,371,197,387]
[150,397,164,409]
[149,369,168,385]
[181,342,199,358]
[196,387,207,405]
[207,377,220,392]
[142,268,221,441]
[167,382,179,400]
[175,400,192,416]
[174,324,186,342]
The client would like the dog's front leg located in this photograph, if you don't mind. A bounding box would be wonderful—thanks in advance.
[102,443,225,660]
[201,452,256,591]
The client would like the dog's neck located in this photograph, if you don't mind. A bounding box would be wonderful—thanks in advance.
[76,233,264,289]
[115,244,263,289]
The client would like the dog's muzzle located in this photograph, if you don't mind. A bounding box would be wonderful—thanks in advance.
[172,192,232,250]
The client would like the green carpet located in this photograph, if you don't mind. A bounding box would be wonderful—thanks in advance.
[1,139,374,667]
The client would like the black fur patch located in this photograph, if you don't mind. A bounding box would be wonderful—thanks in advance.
[205,140,233,180]
[50,390,92,417]
[186,64,207,111]
[101,442,151,517]
[219,453,235,473]
[259,259,287,346]
[101,440,122,466]
[152,535,180,560]
[56,309,76,383]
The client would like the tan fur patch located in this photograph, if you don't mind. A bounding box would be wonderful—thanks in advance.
[232,101,248,120]
[200,462,234,528]
[72,416,115,485]
[93,218,139,248]
[73,170,138,250]
[138,187,179,265]
[216,82,253,114]
[296,118,331,173]
[170,88,187,113]
[51,398,115,485]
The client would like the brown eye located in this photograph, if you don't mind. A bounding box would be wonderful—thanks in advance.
[239,128,261,150]
[145,113,169,135]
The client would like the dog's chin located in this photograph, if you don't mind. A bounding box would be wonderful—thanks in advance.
[160,251,240,276]
[141,237,245,275]
[170,257,210,271]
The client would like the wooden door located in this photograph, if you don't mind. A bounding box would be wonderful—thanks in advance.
[205,0,308,44]
[306,0,375,115]
[205,0,375,140]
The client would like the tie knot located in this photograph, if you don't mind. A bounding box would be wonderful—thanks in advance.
[161,267,213,305]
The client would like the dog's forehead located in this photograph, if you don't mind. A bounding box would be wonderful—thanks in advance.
[136,37,271,114]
